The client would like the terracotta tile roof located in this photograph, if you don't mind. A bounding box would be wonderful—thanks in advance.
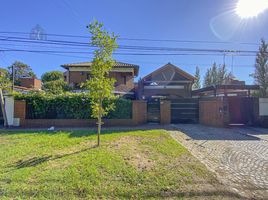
[61,61,139,76]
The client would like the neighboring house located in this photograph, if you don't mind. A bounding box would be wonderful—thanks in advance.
[61,61,139,98]
[14,77,42,93]
[192,76,259,97]
[18,77,42,90]
[137,63,195,100]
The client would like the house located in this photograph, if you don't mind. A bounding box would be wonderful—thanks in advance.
[137,63,196,100]
[192,75,260,97]
[14,77,42,93]
[18,77,42,90]
[61,61,139,98]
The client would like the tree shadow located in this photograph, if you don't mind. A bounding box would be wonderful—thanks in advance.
[68,125,175,138]
[0,124,174,137]
[115,189,247,199]
[12,145,97,169]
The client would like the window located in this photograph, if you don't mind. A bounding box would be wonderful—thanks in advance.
[123,76,127,85]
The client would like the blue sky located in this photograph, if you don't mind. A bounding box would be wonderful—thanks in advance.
[0,0,267,84]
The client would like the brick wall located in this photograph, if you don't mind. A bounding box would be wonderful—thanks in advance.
[68,71,88,86]
[110,72,134,93]
[199,97,229,127]
[22,119,134,128]
[18,78,42,90]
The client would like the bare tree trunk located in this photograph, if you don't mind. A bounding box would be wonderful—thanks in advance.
[97,99,103,146]
[97,112,101,146]
[0,89,8,127]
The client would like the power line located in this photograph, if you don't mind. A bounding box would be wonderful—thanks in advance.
[0,47,256,57]
[0,31,260,45]
[0,35,258,54]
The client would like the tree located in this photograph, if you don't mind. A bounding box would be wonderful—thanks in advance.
[0,68,11,91]
[0,68,10,127]
[83,20,118,146]
[41,71,68,94]
[203,63,230,87]
[8,61,36,85]
[252,39,268,97]
[42,80,69,94]
[41,71,64,82]
[192,66,201,89]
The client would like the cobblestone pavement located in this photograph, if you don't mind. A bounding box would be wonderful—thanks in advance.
[170,124,268,200]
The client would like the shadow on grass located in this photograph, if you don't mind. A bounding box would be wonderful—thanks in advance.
[12,145,97,169]
[0,125,174,138]
[116,190,246,199]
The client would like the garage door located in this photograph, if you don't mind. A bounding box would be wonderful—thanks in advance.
[171,98,199,123]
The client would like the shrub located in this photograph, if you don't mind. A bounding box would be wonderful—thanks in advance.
[15,92,132,119]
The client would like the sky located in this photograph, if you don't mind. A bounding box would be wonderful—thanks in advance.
[0,0,268,84]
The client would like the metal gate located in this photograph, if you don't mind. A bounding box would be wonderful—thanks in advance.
[228,96,257,125]
[147,98,160,123]
[171,98,199,123]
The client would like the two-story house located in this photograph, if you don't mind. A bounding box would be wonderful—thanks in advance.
[61,61,139,98]
[137,63,195,100]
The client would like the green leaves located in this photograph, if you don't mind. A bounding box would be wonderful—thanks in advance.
[14,93,132,119]
[192,66,201,90]
[203,63,231,87]
[253,39,268,97]
[85,20,118,119]
[0,67,11,91]
[41,71,64,82]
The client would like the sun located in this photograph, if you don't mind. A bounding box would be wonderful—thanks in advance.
[236,0,268,18]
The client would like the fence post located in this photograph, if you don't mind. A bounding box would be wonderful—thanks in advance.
[132,100,147,125]
[4,95,14,126]
[160,100,171,125]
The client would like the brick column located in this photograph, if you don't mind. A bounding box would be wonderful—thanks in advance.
[132,100,147,125]
[14,100,26,126]
[160,100,171,125]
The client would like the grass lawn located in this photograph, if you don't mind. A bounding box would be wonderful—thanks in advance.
[0,129,242,199]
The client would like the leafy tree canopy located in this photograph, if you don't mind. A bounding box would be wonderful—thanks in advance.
[252,39,268,97]
[8,61,36,85]
[192,66,201,90]
[203,63,231,87]
[0,67,11,91]
[42,80,69,94]
[83,20,118,146]
[41,71,64,83]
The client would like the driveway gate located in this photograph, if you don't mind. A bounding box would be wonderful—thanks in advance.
[147,98,160,123]
[171,98,199,123]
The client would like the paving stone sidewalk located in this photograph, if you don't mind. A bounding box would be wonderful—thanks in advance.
[170,124,268,200]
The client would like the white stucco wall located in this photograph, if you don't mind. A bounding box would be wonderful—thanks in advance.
[4,95,14,126]
[259,98,268,116]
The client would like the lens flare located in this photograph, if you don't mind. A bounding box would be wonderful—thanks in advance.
[236,0,268,18]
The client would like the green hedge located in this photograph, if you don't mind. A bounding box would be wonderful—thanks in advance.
[15,92,132,119]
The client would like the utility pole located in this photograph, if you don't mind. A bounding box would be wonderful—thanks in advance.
[231,55,234,74]
[12,64,14,91]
